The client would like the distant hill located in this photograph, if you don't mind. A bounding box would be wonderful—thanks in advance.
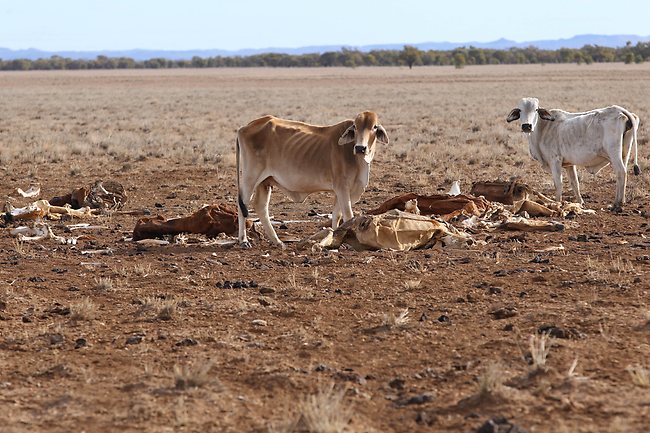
[1,34,649,61]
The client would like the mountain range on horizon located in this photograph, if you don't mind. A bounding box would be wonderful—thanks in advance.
[2,34,649,61]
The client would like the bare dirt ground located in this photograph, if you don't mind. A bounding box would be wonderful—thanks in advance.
[1,65,649,433]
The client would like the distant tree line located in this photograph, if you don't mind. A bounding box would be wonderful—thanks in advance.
[2,42,650,71]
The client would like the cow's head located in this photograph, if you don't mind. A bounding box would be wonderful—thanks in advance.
[339,111,389,163]
[507,97,555,133]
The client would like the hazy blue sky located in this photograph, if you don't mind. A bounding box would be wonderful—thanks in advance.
[1,0,649,50]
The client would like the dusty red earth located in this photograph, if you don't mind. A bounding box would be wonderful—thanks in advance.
[1,67,649,433]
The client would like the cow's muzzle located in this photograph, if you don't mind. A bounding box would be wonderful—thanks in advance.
[354,145,367,154]
[521,123,532,133]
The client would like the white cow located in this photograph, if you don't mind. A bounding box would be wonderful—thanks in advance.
[236,111,389,247]
[507,97,640,207]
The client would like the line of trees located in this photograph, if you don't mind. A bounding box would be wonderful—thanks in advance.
[2,42,650,71]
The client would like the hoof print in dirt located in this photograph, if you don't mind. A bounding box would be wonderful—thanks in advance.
[476,416,527,433]
[217,280,258,289]
[490,306,518,320]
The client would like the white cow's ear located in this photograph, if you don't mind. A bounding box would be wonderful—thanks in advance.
[375,125,389,144]
[338,125,355,145]
[506,108,521,122]
[537,108,555,121]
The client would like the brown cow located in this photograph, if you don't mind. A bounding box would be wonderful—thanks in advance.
[236,112,389,247]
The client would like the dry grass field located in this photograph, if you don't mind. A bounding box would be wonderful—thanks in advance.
[1,64,649,433]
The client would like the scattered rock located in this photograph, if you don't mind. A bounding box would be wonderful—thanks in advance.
[488,286,503,295]
[529,255,550,264]
[389,378,405,390]
[47,333,64,345]
[437,314,451,323]
[538,325,584,339]
[217,280,258,289]
[47,304,70,316]
[252,319,267,327]
[415,410,436,426]
[175,337,198,347]
[396,393,434,406]
[126,334,145,345]
[258,297,272,307]
[259,287,275,295]
[0,300,6,311]
[28,276,47,283]
[51,268,68,274]
[333,370,367,385]
[476,416,527,433]
[74,338,87,349]
[490,306,518,320]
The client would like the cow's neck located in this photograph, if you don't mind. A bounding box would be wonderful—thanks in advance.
[357,159,371,187]
[525,123,549,164]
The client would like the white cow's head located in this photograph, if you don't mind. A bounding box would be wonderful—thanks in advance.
[339,111,389,163]
[507,97,555,133]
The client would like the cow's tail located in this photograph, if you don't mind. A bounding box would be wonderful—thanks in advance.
[236,134,249,217]
[621,108,641,176]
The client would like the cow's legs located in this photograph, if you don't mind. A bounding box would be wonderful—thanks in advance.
[238,182,254,247]
[337,190,354,222]
[610,153,628,207]
[331,200,342,229]
[550,158,564,202]
[253,183,283,246]
[566,165,584,205]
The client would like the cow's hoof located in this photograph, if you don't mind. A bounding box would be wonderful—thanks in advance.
[609,204,623,214]
[239,241,252,249]
[634,164,641,176]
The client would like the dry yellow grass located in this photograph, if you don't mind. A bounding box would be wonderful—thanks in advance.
[2,65,648,193]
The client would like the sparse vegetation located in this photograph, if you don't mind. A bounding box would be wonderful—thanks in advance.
[69,297,97,321]
[1,64,649,433]
[403,279,421,290]
[477,362,504,396]
[382,308,410,329]
[94,276,114,291]
[299,385,352,433]
[529,333,553,371]
[626,365,649,387]
[173,360,214,390]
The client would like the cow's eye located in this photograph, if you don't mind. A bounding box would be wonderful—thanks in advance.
[372,125,378,130]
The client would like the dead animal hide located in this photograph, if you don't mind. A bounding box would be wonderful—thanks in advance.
[48,181,127,210]
[49,187,88,208]
[299,209,473,252]
[470,180,532,205]
[499,217,565,232]
[512,200,557,217]
[132,203,246,241]
[369,193,490,221]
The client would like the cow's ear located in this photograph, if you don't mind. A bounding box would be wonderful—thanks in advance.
[375,125,389,144]
[506,108,521,122]
[537,108,555,121]
[338,124,355,145]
